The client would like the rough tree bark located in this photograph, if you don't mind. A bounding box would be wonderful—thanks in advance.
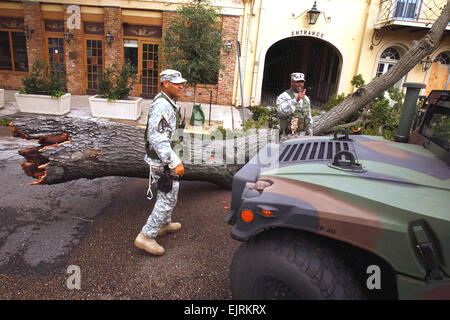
[10,116,274,188]
[312,4,450,135]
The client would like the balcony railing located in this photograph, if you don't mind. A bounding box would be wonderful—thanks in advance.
[377,0,448,27]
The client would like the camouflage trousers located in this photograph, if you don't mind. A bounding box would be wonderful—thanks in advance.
[142,172,180,239]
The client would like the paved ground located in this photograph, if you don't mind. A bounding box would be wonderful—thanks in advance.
[0,91,242,300]
[0,126,239,299]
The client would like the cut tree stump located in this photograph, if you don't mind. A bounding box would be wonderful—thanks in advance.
[10,116,275,189]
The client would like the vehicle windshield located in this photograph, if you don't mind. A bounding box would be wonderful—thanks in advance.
[420,104,450,151]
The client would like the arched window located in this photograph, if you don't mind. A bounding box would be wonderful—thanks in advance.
[375,46,406,89]
[376,47,401,77]
[434,51,450,65]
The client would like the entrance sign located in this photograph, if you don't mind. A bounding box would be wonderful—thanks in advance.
[291,30,325,39]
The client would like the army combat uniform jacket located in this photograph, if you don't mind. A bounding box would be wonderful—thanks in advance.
[144,91,182,167]
[276,89,313,136]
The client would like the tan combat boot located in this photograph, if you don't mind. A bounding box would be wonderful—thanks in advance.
[134,233,165,255]
[157,222,182,236]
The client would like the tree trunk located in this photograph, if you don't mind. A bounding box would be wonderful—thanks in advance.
[312,4,450,135]
[10,116,274,189]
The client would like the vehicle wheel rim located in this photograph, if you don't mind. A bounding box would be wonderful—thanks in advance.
[253,276,299,300]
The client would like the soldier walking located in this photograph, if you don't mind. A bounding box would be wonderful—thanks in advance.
[135,69,187,255]
[276,72,313,137]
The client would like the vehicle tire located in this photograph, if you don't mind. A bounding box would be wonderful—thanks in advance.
[229,229,366,300]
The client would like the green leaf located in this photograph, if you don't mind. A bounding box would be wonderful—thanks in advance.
[161,0,224,98]
[98,62,137,102]
[20,59,67,98]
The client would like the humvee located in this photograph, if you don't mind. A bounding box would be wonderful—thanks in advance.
[225,89,450,300]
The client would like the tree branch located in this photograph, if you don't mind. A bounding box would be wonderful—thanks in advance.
[325,105,370,133]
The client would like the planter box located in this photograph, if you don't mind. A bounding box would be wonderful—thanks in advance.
[89,95,143,120]
[0,89,4,108]
[15,92,71,115]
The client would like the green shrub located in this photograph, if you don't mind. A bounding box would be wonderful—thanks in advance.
[243,118,266,131]
[98,62,138,101]
[212,125,227,138]
[249,105,278,129]
[323,74,404,140]
[0,118,11,126]
[310,108,322,117]
[364,87,404,140]
[324,93,346,111]
[210,125,251,140]
[351,74,365,89]
[20,60,66,98]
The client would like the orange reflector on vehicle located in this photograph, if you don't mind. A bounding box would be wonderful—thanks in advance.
[261,209,272,217]
[241,209,254,223]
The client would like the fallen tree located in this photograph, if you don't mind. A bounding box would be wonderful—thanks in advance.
[10,116,274,188]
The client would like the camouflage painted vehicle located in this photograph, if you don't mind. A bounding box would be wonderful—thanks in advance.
[226,90,450,300]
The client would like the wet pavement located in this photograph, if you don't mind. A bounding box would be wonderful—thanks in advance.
[0,125,239,300]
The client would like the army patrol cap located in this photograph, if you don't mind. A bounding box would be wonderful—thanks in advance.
[160,69,187,84]
[291,73,305,82]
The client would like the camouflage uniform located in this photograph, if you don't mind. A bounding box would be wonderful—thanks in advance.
[276,73,313,137]
[142,90,182,239]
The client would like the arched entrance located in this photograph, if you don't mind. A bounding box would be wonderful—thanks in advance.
[261,36,342,107]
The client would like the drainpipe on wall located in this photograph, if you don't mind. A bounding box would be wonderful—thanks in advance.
[353,0,373,91]
[234,0,249,107]
[250,0,263,106]
[237,41,245,123]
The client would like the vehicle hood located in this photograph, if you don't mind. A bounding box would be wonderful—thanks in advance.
[258,135,450,220]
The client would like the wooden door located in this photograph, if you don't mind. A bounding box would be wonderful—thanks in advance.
[124,38,140,95]
[139,41,160,99]
[46,37,66,83]
[85,38,104,94]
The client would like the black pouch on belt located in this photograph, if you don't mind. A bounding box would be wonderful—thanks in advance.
[157,165,173,193]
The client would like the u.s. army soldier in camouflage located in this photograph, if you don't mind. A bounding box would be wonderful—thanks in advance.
[276,72,313,137]
[135,69,187,256]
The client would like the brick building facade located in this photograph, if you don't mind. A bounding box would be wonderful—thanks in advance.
[0,1,242,105]
[63,4,84,95]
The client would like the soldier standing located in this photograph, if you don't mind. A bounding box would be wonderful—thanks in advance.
[135,69,186,256]
[276,72,313,137]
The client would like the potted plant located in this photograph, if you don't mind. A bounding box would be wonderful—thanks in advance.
[15,60,70,115]
[89,62,142,120]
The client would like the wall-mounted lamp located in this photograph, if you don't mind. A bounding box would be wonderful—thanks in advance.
[421,56,433,72]
[106,31,114,45]
[225,41,232,53]
[64,30,73,43]
[307,2,321,25]
[292,1,331,25]
[24,25,34,41]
